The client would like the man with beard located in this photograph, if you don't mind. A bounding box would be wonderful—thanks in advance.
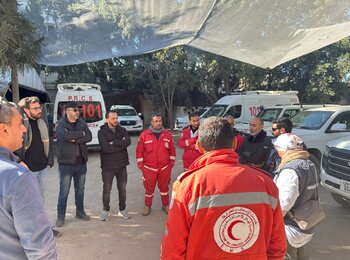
[98,110,131,221]
[136,113,176,216]
[178,112,202,171]
[17,97,60,237]
[55,102,92,227]
[237,116,273,169]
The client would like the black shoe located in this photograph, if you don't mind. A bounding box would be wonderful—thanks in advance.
[55,216,65,227]
[76,211,90,221]
[52,228,62,237]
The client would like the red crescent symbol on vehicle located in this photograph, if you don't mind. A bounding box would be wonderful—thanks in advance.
[228,220,244,241]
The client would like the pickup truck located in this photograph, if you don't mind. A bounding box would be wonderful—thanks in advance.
[290,106,350,164]
[321,136,350,208]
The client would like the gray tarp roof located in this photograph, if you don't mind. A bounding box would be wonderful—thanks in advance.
[23,0,350,68]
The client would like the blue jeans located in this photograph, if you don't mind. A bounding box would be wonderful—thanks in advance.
[32,168,48,201]
[57,164,87,216]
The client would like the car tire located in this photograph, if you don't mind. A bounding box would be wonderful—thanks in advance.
[331,192,350,209]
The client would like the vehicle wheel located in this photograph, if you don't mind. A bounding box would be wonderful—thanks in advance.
[331,192,350,208]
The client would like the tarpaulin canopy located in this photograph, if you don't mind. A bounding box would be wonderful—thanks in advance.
[22,0,350,68]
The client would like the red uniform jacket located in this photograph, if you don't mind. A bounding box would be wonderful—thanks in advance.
[136,128,176,170]
[235,130,244,151]
[178,126,202,169]
[161,149,286,260]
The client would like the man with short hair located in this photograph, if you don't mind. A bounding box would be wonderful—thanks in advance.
[0,101,57,259]
[267,118,319,177]
[136,113,176,216]
[178,112,202,171]
[55,102,92,227]
[17,96,61,236]
[161,117,286,259]
[237,116,273,169]
[98,110,131,221]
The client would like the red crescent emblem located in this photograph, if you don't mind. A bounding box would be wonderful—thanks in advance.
[227,220,244,240]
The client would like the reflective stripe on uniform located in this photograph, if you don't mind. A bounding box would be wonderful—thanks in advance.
[137,158,144,162]
[144,165,158,172]
[145,193,154,197]
[160,192,168,196]
[163,139,170,142]
[185,140,189,146]
[170,156,175,160]
[187,192,278,216]
[307,184,317,190]
[161,165,168,171]
[145,140,153,144]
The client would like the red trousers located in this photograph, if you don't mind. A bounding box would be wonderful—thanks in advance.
[141,165,172,207]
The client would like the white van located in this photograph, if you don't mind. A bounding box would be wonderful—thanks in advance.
[200,90,299,124]
[109,105,143,134]
[53,83,106,148]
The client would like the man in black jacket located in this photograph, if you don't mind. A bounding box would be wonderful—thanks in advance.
[237,117,273,169]
[98,110,131,221]
[55,102,92,227]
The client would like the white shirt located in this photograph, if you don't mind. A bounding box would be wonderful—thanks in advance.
[274,168,313,248]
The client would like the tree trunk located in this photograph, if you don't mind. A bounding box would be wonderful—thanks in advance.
[10,64,20,103]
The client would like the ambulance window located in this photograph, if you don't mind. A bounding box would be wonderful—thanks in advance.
[58,101,103,123]
[226,105,242,118]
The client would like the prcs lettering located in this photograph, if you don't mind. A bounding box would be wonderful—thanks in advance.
[67,96,93,101]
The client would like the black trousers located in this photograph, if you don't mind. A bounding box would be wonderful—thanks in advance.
[101,167,127,211]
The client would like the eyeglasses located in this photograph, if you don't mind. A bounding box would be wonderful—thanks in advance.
[272,128,279,131]
[29,107,42,111]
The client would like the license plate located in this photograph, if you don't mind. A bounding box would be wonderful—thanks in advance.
[340,180,350,194]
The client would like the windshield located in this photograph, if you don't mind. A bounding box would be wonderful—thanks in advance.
[58,101,103,123]
[113,108,137,116]
[201,105,227,118]
[259,108,283,121]
[290,110,334,130]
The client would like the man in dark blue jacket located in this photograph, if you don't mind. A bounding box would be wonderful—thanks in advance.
[98,110,131,221]
[55,102,92,227]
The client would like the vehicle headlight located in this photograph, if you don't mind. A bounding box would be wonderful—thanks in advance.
[137,118,143,125]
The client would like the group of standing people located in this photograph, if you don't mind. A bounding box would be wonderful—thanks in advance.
[0,96,321,259]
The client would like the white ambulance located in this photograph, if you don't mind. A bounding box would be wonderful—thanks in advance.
[53,83,106,148]
[200,90,299,125]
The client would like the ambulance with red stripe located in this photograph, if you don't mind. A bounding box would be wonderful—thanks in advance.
[53,83,106,148]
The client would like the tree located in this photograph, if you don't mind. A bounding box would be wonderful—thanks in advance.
[142,47,196,128]
[0,0,43,103]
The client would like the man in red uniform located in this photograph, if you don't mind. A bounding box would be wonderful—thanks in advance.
[136,113,176,216]
[178,112,202,171]
[161,117,286,260]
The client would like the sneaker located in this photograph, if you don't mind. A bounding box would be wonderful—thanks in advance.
[55,216,65,227]
[162,205,169,215]
[118,210,131,220]
[99,210,110,221]
[142,206,151,216]
[52,228,62,237]
[76,211,90,221]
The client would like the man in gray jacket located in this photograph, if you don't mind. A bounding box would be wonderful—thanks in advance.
[0,100,57,259]
[55,102,92,227]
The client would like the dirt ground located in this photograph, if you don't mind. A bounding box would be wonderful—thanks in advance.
[44,135,350,260]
